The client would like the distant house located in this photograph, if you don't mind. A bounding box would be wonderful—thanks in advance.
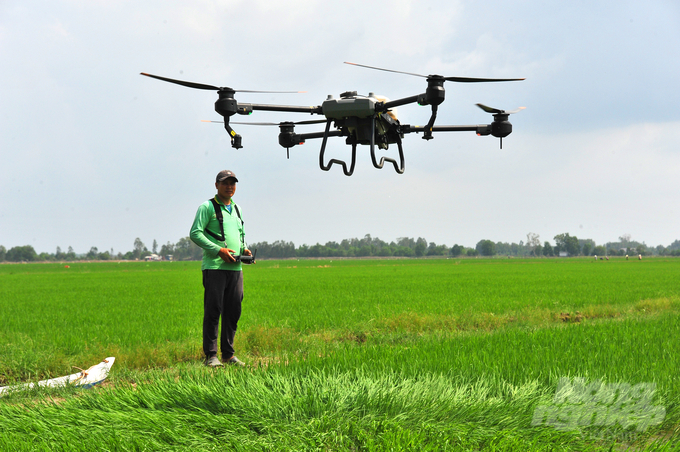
[559,251,569,257]
[144,254,161,261]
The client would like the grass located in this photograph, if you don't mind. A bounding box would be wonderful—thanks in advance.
[0,257,679,450]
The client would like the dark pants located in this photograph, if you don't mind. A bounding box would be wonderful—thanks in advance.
[202,269,243,360]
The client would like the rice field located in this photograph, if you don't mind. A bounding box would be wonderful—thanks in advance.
[0,257,678,450]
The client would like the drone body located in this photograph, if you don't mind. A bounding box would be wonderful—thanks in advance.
[141,63,525,176]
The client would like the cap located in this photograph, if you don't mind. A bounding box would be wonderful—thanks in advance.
[216,170,238,183]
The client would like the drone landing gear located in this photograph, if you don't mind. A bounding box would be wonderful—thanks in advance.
[368,114,404,174]
[318,116,405,176]
[319,120,357,176]
[369,139,405,174]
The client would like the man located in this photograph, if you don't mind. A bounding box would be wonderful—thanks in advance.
[190,170,253,367]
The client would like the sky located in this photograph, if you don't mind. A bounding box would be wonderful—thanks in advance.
[1,0,679,255]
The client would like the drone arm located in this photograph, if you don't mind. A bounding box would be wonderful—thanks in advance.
[402,123,511,148]
[475,125,493,136]
[378,83,443,111]
[296,130,344,141]
[277,124,343,149]
[403,124,489,134]
[241,103,323,115]
[378,95,421,111]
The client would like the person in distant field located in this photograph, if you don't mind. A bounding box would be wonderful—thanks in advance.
[190,170,253,367]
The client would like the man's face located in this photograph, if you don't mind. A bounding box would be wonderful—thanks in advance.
[215,178,236,202]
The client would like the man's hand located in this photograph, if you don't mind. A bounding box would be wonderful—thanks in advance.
[243,248,256,264]
[218,248,237,262]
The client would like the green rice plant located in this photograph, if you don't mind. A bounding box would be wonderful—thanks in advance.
[2,258,680,380]
[1,258,679,450]
[1,313,677,450]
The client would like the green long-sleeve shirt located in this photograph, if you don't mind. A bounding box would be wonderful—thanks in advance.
[189,197,245,271]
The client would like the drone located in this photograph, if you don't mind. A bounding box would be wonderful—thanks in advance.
[140,62,525,176]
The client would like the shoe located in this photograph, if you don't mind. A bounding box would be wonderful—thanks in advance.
[225,356,246,367]
[204,356,224,367]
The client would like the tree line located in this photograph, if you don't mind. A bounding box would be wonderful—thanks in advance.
[473,233,678,258]
[2,233,680,263]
